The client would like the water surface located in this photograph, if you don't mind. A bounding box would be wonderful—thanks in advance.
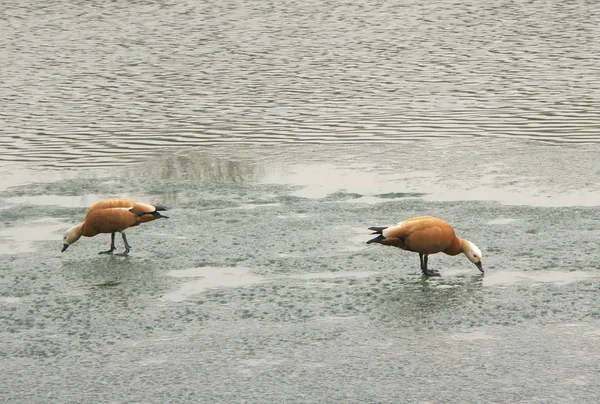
[2,0,600,169]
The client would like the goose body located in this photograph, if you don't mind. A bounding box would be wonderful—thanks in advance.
[62,198,168,255]
[367,216,483,276]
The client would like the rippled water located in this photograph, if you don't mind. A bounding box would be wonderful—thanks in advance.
[2,0,600,167]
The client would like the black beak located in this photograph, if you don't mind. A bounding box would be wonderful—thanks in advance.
[61,243,69,252]
[475,262,484,273]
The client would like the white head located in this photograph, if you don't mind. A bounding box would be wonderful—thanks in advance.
[62,224,83,252]
[462,240,484,272]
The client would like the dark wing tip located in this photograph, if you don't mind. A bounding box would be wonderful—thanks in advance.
[129,208,146,216]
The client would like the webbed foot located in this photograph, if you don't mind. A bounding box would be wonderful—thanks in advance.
[422,269,441,277]
[115,245,131,256]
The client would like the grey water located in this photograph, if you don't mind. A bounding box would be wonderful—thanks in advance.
[1,1,599,403]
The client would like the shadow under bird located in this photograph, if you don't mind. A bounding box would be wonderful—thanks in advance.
[62,198,168,256]
[367,216,483,276]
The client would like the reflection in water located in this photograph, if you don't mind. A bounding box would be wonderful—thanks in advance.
[131,152,265,182]
[161,267,264,302]
[482,271,597,287]
[376,275,484,325]
[5,194,105,208]
[0,219,65,255]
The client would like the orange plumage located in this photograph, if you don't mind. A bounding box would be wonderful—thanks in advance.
[367,216,483,276]
[62,198,168,255]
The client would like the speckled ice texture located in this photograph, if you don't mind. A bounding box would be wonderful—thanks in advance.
[1,143,599,404]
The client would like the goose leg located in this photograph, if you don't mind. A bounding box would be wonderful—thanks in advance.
[421,254,440,277]
[115,232,132,256]
[98,233,117,254]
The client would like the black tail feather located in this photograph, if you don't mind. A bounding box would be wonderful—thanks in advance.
[151,211,169,219]
[368,226,388,234]
[367,226,388,244]
[154,205,168,212]
[366,234,386,244]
